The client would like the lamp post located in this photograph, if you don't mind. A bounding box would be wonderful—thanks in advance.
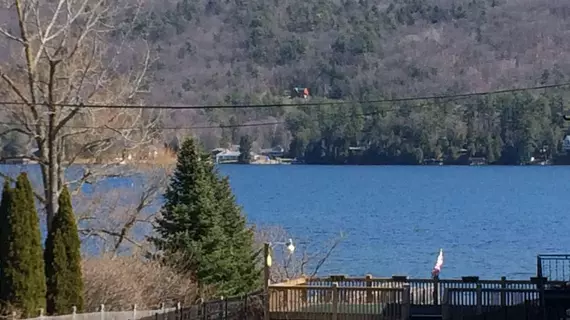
[263,239,295,320]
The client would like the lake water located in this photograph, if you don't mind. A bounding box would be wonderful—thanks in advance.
[218,165,570,280]
[4,164,569,280]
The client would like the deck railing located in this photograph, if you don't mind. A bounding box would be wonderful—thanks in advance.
[269,283,409,320]
[275,275,552,305]
[441,288,541,320]
[268,275,553,319]
[537,253,570,281]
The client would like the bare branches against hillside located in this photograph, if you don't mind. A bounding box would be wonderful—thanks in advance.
[76,165,170,256]
[0,0,160,231]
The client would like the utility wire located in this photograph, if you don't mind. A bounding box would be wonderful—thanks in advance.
[0,120,284,130]
[0,98,462,131]
[0,82,566,131]
[0,82,567,110]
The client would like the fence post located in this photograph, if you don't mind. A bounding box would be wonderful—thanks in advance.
[500,276,507,307]
[176,302,181,320]
[365,274,373,303]
[433,276,439,305]
[39,308,44,320]
[100,304,105,320]
[441,288,449,320]
[133,304,137,320]
[402,284,410,320]
[538,277,546,320]
[331,282,339,320]
[263,243,270,320]
[218,297,224,320]
[72,306,77,320]
[11,311,16,320]
[475,284,482,315]
[224,297,228,319]
[244,292,248,318]
[160,302,165,312]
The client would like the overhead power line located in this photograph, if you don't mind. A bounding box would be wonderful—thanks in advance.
[0,82,567,131]
[0,120,284,130]
[0,99,482,131]
[0,82,568,110]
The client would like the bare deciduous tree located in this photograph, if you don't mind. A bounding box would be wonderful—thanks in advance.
[255,226,344,283]
[0,0,159,232]
[82,254,203,310]
[75,164,170,256]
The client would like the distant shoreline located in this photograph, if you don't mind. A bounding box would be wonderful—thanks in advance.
[219,162,568,166]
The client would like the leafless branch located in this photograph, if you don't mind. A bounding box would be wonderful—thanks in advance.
[0,0,160,231]
[75,164,170,256]
[255,226,344,283]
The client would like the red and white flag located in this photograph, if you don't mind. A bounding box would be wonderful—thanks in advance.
[432,249,444,277]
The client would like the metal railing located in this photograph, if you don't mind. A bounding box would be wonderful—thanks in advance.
[537,254,570,281]
[441,288,541,320]
[153,291,264,320]
[304,275,546,305]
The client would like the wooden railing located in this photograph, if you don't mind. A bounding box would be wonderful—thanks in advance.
[269,283,409,320]
[266,275,556,319]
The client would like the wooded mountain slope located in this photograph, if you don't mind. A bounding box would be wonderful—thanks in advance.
[2,0,570,163]
[130,0,570,147]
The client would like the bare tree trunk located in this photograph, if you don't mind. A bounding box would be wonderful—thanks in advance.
[0,0,158,234]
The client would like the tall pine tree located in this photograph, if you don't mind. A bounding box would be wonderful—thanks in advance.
[44,186,84,315]
[152,137,259,296]
[0,181,13,313]
[211,172,260,293]
[152,138,230,294]
[0,173,45,316]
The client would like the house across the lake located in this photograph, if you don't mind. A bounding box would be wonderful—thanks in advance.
[259,146,285,158]
[212,149,241,163]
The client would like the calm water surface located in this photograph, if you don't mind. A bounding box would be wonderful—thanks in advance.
[4,164,568,279]
[218,165,570,279]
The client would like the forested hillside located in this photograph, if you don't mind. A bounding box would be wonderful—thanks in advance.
[2,0,570,164]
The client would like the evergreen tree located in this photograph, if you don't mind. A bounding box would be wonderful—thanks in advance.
[0,181,13,313]
[1,173,45,316]
[44,186,84,315]
[211,174,260,293]
[238,135,253,164]
[153,137,261,296]
[151,137,234,295]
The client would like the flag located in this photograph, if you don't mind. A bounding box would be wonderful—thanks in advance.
[432,249,444,277]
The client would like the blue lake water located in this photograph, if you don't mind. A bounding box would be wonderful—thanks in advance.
[3,164,569,280]
[217,165,570,280]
